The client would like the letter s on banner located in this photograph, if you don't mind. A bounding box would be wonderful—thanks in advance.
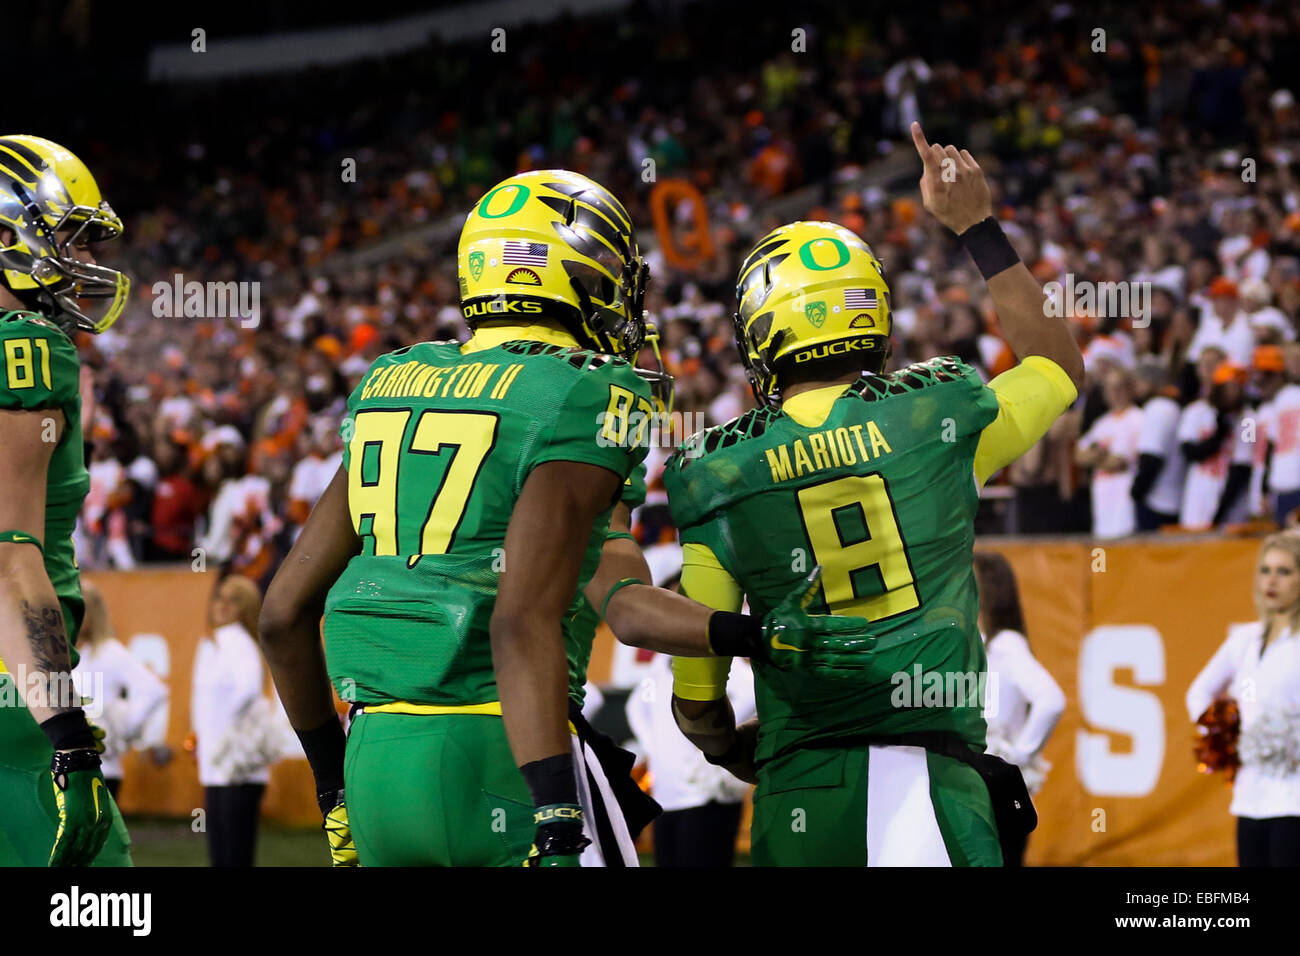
[1075,625,1166,797]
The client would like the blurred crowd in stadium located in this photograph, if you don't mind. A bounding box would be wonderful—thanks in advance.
[65,0,1300,576]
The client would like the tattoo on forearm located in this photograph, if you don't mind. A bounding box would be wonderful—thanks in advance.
[19,600,74,710]
[673,696,737,751]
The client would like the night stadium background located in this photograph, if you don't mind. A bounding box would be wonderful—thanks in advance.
[11,0,1300,868]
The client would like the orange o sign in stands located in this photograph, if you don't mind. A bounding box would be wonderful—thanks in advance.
[650,179,713,271]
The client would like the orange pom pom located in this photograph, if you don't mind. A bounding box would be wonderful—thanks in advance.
[1193,696,1240,783]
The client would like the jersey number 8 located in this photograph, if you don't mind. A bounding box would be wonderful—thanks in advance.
[796,473,920,621]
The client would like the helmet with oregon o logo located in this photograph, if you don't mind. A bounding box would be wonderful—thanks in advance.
[458,169,648,360]
[734,220,891,407]
[0,135,130,335]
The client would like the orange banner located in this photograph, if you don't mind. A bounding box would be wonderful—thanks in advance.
[986,537,1254,866]
[85,568,318,827]
[89,537,1259,862]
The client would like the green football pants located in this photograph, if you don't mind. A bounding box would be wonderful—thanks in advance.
[344,712,535,866]
[0,677,133,867]
[751,743,1002,866]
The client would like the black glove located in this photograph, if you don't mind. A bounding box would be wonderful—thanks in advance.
[522,805,590,867]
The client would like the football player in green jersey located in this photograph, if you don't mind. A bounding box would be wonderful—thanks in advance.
[259,170,868,867]
[0,136,133,867]
[666,123,1086,866]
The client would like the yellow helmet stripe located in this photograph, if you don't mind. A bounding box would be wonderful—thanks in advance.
[567,177,633,234]
[739,234,788,279]
[541,177,634,245]
[570,204,633,265]
[0,145,44,186]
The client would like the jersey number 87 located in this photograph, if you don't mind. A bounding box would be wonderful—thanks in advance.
[348,408,500,563]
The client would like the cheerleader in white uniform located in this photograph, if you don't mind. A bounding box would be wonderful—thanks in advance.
[73,580,169,800]
[973,552,1066,866]
[1188,531,1300,867]
[192,575,277,867]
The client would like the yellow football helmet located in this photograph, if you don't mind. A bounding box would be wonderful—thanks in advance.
[734,221,892,406]
[458,170,648,359]
[0,135,129,334]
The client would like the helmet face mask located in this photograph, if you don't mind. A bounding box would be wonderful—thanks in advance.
[0,135,129,335]
[459,170,648,360]
[734,221,893,407]
[28,250,131,334]
[732,308,781,407]
[633,320,675,415]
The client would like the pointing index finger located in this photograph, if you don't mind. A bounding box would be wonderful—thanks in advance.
[910,121,935,165]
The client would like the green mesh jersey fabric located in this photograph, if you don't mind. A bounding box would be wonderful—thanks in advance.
[0,312,87,653]
[664,357,1001,760]
[323,338,650,706]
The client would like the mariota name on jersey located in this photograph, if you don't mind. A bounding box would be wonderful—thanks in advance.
[765,421,893,484]
[359,358,527,402]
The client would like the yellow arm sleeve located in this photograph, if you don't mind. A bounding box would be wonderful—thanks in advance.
[974,356,1078,487]
[671,541,743,701]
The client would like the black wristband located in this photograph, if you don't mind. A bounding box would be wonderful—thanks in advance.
[39,709,96,752]
[957,216,1020,280]
[519,752,579,809]
[707,611,764,658]
[295,716,347,802]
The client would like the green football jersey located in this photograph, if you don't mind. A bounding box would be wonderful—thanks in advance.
[663,357,1000,761]
[323,338,651,707]
[0,311,87,654]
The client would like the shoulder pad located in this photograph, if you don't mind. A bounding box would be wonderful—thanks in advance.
[845,356,977,403]
[0,311,66,337]
[498,340,634,374]
[496,340,629,369]
[382,339,463,360]
[667,406,780,472]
